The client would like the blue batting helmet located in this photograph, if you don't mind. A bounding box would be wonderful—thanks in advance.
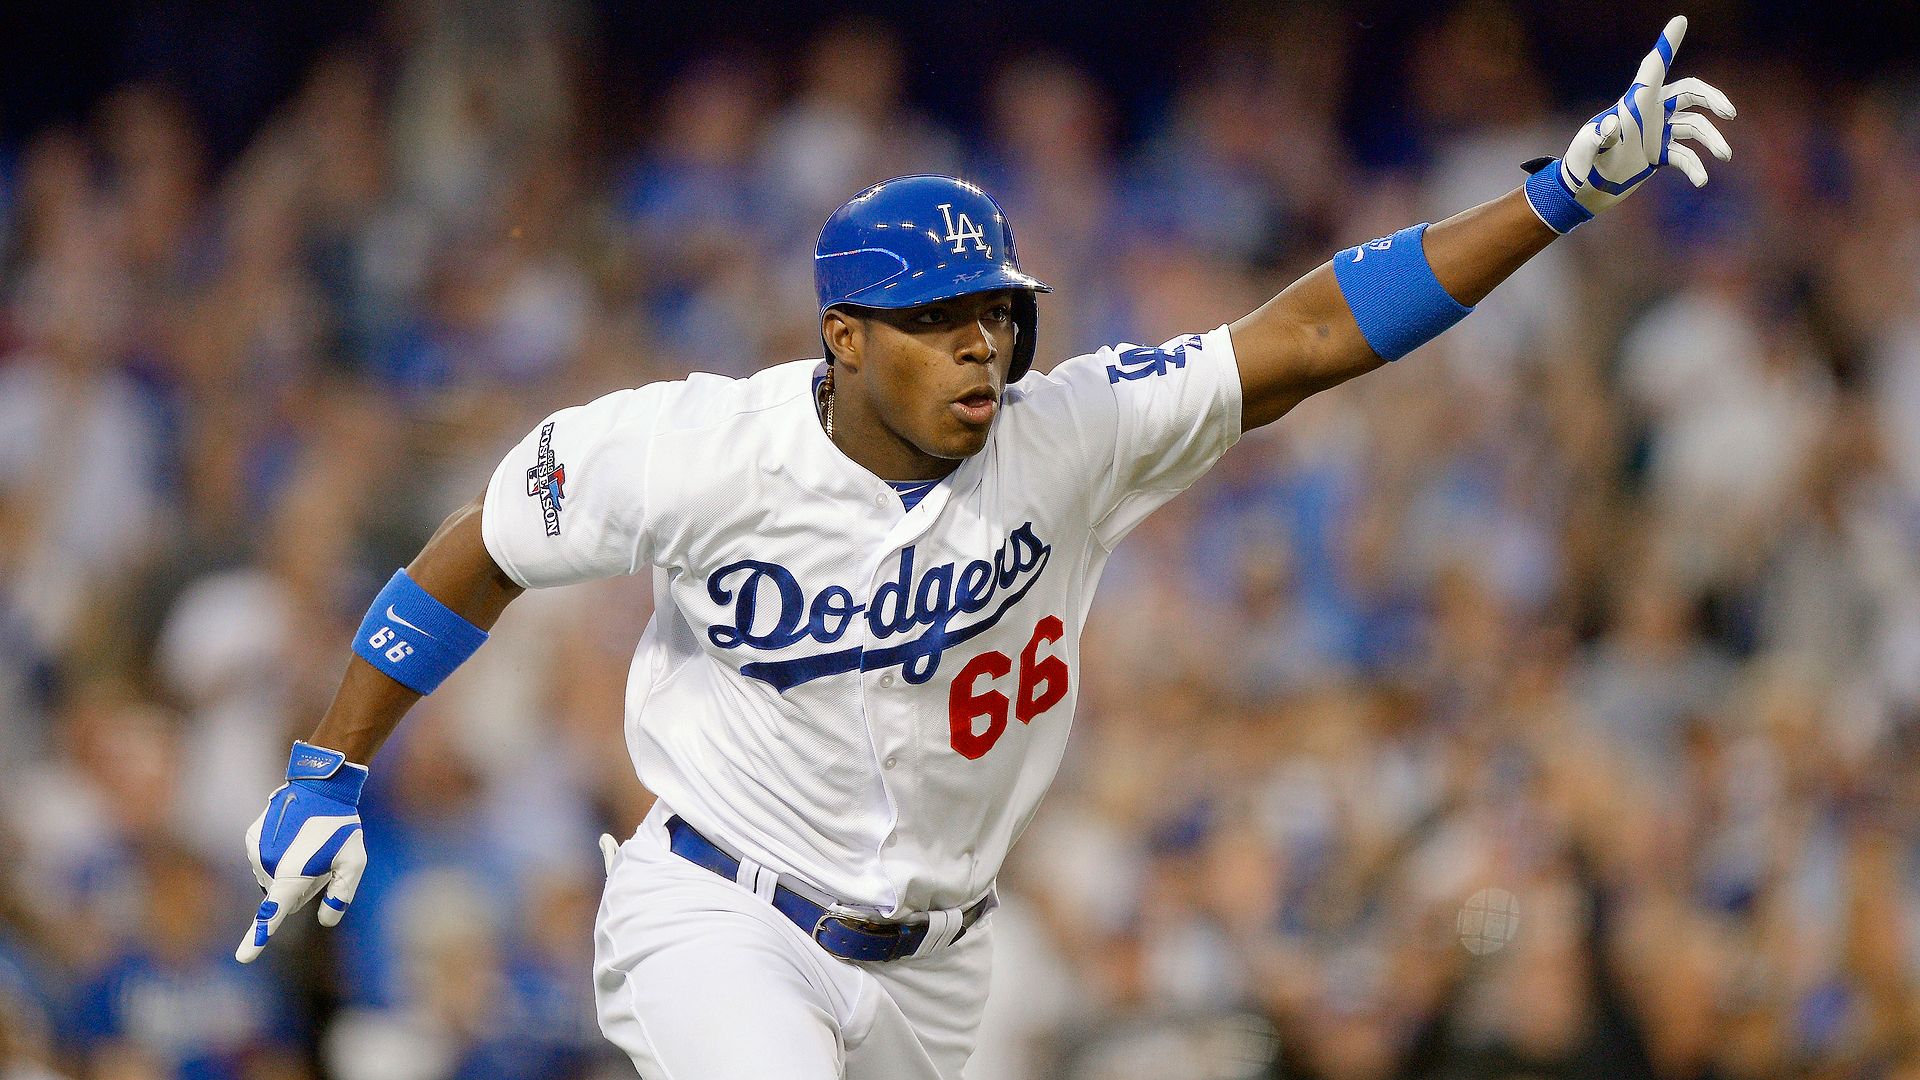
[814,174,1051,382]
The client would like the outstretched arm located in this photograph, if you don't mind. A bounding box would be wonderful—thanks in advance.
[1231,15,1734,430]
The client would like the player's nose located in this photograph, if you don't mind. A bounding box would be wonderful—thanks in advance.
[955,318,996,366]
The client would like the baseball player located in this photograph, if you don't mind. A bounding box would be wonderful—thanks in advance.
[237,18,1734,1079]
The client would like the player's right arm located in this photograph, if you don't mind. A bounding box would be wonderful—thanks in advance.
[236,383,675,962]
[305,497,522,764]
[233,497,520,963]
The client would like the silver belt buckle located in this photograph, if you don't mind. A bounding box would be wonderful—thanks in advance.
[812,904,902,945]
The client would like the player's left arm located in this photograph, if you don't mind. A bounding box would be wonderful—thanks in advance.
[1231,191,1553,427]
[1231,15,1734,430]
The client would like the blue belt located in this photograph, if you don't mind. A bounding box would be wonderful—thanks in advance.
[665,815,991,963]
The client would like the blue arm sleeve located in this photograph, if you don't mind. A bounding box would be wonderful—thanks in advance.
[1330,223,1475,361]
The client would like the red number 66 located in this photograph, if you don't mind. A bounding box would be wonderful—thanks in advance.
[948,616,1069,760]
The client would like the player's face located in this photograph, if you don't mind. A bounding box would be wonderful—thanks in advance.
[835,290,1018,469]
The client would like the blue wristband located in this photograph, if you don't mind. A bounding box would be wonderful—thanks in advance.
[286,740,368,805]
[1331,223,1474,362]
[353,569,488,695]
[1523,160,1593,235]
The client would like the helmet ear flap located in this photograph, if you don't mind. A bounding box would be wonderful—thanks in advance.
[1008,290,1039,383]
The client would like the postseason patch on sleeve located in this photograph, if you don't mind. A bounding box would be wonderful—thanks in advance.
[524,421,568,535]
[483,383,672,590]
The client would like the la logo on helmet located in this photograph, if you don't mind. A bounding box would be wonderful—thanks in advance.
[937,204,990,255]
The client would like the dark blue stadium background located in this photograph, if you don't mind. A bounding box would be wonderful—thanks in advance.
[4,0,1911,167]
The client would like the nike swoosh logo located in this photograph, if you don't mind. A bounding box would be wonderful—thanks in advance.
[386,606,435,640]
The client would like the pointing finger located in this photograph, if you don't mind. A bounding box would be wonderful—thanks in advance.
[1635,16,1688,88]
[1670,111,1732,161]
[236,884,295,963]
[235,898,276,963]
[1658,15,1688,65]
[1664,77,1737,119]
[235,879,307,963]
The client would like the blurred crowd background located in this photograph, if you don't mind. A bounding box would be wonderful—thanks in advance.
[3,1,1919,1078]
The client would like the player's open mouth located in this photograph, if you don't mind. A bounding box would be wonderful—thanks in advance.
[952,389,997,425]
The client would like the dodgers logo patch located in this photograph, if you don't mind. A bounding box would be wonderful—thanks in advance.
[525,422,567,536]
[1105,336,1201,383]
[705,523,1053,692]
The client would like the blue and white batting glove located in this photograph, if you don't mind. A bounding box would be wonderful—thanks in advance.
[235,741,369,963]
[1524,15,1737,234]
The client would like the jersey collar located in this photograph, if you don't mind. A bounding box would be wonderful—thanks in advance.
[789,359,989,534]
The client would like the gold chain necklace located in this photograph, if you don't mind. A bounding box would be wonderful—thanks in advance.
[818,370,834,440]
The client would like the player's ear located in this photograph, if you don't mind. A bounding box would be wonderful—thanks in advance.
[823,308,863,372]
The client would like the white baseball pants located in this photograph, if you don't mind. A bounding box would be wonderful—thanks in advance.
[593,801,994,1079]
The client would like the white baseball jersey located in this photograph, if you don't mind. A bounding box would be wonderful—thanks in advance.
[481,326,1242,917]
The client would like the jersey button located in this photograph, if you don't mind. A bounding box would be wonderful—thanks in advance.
[875,491,889,507]
[880,673,895,687]
[884,756,898,770]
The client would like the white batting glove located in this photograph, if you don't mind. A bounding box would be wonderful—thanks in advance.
[236,741,370,963]
[1524,15,1737,233]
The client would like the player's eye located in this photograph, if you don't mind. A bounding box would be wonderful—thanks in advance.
[988,304,1012,322]
[914,308,950,325]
